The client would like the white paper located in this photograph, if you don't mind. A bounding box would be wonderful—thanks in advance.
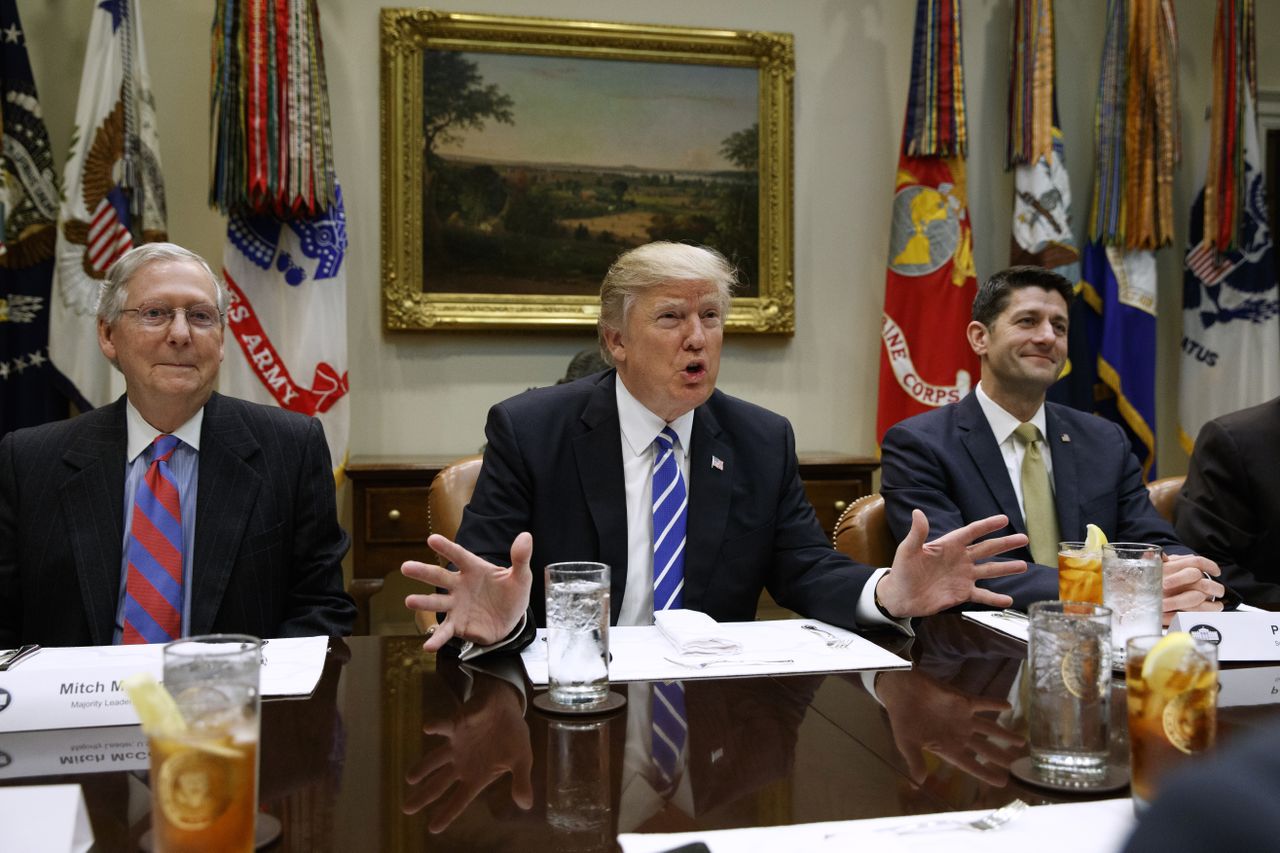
[0,636,330,733]
[619,798,1135,853]
[0,784,94,852]
[0,725,150,779]
[962,611,1030,643]
[521,619,909,684]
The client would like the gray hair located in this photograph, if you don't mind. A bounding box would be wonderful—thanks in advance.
[597,242,736,365]
[96,242,230,326]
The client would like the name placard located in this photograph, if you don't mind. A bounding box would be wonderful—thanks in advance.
[1168,611,1280,662]
[0,656,157,733]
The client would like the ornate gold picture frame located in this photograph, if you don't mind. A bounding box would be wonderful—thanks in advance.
[380,8,794,333]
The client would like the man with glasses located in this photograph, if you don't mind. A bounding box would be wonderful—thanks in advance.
[0,242,355,646]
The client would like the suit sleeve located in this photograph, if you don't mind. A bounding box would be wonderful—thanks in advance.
[1175,419,1272,603]
[276,417,356,637]
[762,421,878,631]
[880,422,1057,609]
[0,433,20,647]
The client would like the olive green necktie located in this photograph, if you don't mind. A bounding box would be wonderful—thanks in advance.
[1013,422,1060,566]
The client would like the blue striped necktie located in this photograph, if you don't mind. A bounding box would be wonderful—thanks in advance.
[650,680,688,795]
[651,426,687,612]
[122,435,184,644]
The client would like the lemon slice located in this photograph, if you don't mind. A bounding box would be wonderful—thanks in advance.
[121,673,187,737]
[1084,523,1108,552]
[1140,632,1196,691]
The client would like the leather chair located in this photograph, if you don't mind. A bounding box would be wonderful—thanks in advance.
[414,454,483,633]
[1146,474,1185,524]
[832,493,896,567]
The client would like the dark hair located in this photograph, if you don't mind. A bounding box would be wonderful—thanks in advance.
[971,265,1074,327]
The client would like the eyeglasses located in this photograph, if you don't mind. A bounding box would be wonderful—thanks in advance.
[121,302,224,329]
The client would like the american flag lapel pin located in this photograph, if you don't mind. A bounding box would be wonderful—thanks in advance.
[711,455,724,471]
[1060,433,1071,443]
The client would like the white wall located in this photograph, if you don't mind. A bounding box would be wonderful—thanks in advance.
[18,0,1274,470]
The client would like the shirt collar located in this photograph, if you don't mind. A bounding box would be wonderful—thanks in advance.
[615,377,693,459]
[975,382,1047,445]
[125,400,204,462]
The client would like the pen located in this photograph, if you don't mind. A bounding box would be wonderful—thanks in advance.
[0,644,41,671]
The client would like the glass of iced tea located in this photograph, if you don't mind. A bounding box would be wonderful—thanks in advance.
[1058,541,1103,604]
[1125,633,1217,813]
[151,635,261,852]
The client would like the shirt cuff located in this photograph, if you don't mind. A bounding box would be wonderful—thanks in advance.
[457,612,530,661]
[854,567,914,636]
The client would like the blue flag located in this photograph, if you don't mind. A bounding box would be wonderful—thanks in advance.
[0,0,70,434]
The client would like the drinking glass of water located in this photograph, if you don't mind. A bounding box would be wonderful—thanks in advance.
[545,562,610,708]
[1102,543,1163,665]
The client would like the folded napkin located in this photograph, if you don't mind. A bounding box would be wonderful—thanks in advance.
[655,609,743,656]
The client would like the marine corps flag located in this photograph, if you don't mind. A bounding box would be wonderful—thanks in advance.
[0,0,67,435]
[877,0,979,442]
[1178,0,1279,452]
[50,0,166,410]
[213,0,349,477]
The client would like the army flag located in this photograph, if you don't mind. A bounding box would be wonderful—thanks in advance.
[877,0,979,442]
[213,0,348,476]
[0,0,67,434]
[1177,0,1279,452]
[49,0,166,410]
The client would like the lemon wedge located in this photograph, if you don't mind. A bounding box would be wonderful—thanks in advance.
[1140,632,1196,690]
[121,673,187,737]
[1084,523,1108,552]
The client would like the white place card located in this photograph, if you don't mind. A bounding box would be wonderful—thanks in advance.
[0,784,94,852]
[0,636,330,733]
[1168,611,1280,662]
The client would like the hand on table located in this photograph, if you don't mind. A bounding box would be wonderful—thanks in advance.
[402,532,533,651]
[1161,553,1225,626]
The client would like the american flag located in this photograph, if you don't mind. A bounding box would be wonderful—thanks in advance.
[87,189,134,275]
[1184,240,1237,286]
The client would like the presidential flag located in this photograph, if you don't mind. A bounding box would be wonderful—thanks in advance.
[213,0,348,477]
[50,0,166,410]
[1177,1,1279,452]
[0,0,67,434]
[877,0,979,442]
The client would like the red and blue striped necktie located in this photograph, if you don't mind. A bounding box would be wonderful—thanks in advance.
[122,435,184,644]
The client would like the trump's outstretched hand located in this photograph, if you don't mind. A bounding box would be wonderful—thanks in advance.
[877,510,1028,618]
[402,533,533,652]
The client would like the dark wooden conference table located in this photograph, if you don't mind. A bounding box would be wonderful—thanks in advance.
[8,615,1278,852]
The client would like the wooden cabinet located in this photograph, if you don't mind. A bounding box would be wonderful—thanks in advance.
[345,452,879,634]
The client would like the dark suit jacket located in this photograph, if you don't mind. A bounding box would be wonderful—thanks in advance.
[456,370,875,630]
[881,392,1188,610]
[1175,396,1280,605]
[0,393,356,646]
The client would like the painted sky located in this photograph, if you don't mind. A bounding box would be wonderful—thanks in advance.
[433,52,759,172]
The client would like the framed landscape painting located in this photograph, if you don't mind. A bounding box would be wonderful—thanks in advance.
[380,9,794,332]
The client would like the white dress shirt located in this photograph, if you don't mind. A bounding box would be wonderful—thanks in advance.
[974,382,1055,525]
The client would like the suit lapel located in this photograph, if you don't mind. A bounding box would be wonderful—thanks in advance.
[190,394,263,635]
[1045,405,1082,540]
[957,393,1027,534]
[571,375,629,623]
[685,401,730,611]
[59,401,129,645]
